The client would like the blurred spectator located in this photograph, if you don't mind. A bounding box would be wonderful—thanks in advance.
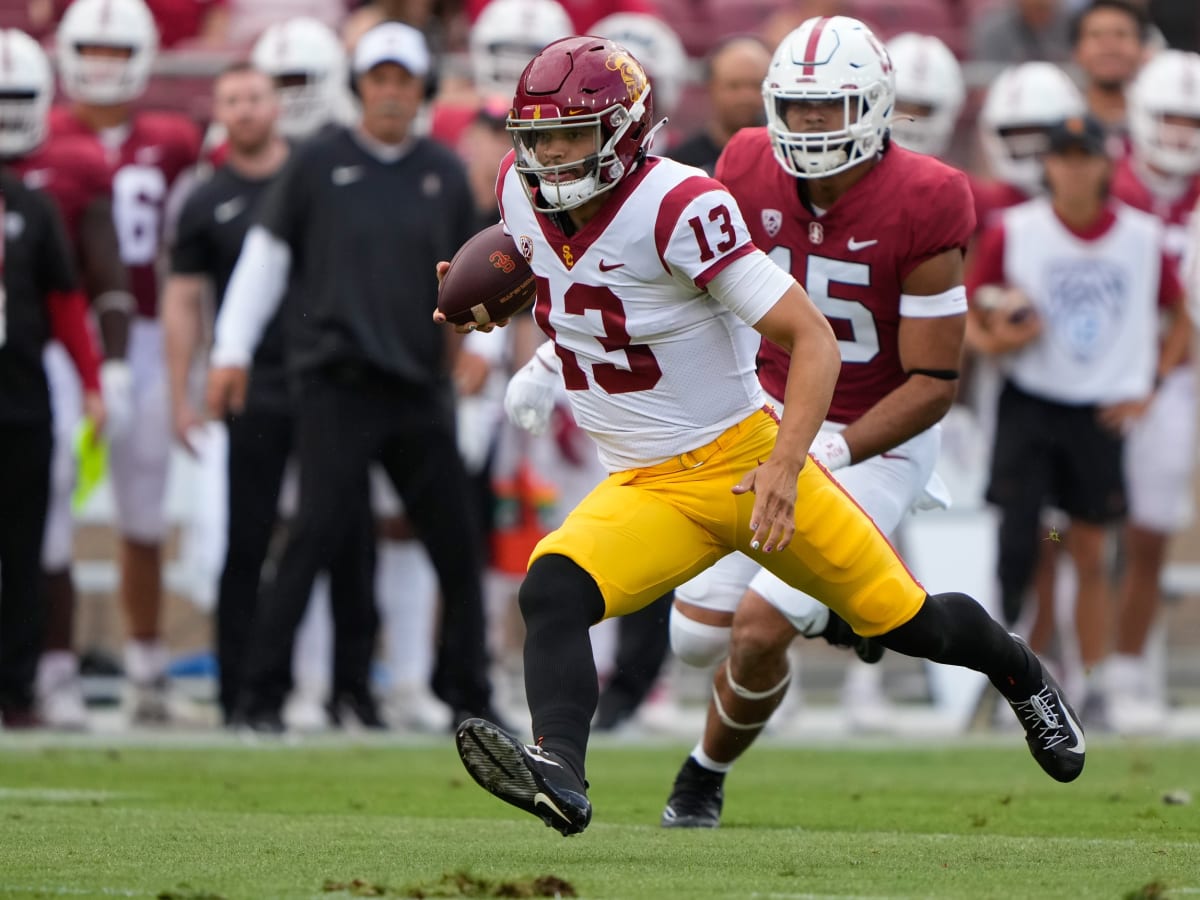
[670,36,770,174]
[4,27,132,732]
[0,27,104,729]
[429,0,572,150]
[1070,0,1150,146]
[207,22,499,731]
[886,32,966,160]
[30,0,230,48]
[251,17,356,139]
[1106,49,1200,732]
[975,62,1086,217]
[226,0,348,48]
[966,115,1189,719]
[52,0,202,724]
[464,0,652,33]
[971,0,1073,64]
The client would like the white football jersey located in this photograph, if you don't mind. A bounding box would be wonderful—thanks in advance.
[1000,197,1163,405]
[498,154,771,471]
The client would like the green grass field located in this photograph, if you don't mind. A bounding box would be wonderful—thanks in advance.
[0,735,1197,900]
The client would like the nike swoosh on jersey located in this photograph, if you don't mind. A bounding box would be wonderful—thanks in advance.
[331,165,365,186]
[847,237,878,251]
[598,259,625,271]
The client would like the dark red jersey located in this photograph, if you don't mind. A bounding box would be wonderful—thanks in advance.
[717,130,975,423]
[49,106,200,316]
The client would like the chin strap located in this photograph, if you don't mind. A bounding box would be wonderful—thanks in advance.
[644,116,670,154]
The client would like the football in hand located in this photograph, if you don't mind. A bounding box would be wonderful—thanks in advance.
[437,223,536,326]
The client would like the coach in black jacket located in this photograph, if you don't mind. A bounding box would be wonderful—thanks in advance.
[207,22,496,729]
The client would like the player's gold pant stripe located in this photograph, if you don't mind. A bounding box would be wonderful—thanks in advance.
[530,408,926,637]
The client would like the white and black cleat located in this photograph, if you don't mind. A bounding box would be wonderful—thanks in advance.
[455,717,592,836]
[1006,638,1086,783]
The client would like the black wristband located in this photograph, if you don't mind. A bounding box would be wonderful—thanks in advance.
[906,368,960,381]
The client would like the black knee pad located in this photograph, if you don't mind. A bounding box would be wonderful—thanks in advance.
[519,554,606,628]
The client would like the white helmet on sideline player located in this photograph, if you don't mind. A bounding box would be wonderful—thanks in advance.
[0,29,53,157]
[1129,49,1200,177]
[469,0,573,98]
[591,13,687,116]
[886,32,964,159]
[979,62,1085,194]
[252,17,353,139]
[56,0,159,105]
[763,16,895,179]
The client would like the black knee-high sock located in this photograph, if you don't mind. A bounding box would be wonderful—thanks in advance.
[876,592,1042,700]
[519,554,606,785]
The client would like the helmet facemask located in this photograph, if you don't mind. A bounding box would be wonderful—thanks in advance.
[0,88,47,156]
[509,83,652,212]
[765,83,892,179]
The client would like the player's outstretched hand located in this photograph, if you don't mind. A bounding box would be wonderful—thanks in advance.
[732,457,800,554]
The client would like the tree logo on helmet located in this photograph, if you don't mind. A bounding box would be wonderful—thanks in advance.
[605,51,646,102]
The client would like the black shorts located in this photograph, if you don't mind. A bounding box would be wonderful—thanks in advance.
[986,381,1126,524]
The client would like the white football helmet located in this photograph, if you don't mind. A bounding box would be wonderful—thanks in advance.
[979,62,1085,194]
[886,32,964,159]
[252,17,354,140]
[469,0,573,98]
[590,14,687,116]
[56,0,158,106]
[0,29,53,157]
[764,16,895,179]
[1129,49,1200,177]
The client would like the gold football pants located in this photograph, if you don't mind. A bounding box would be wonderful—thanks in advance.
[530,408,926,636]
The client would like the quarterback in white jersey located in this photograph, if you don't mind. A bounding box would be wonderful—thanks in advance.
[444,35,1086,837]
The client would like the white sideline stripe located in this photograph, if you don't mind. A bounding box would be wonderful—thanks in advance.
[0,787,128,802]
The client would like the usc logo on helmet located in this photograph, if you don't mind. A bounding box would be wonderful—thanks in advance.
[490,250,517,273]
[605,51,647,102]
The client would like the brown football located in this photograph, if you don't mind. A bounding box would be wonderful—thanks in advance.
[437,223,536,326]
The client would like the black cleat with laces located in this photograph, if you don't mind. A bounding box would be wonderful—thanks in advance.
[1004,636,1086,783]
[455,718,592,836]
[661,757,725,828]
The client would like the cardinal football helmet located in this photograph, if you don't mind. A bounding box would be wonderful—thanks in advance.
[508,36,657,212]
[470,0,574,98]
[764,16,895,179]
[886,32,964,159]
[1129,49,1200,177]
[56,0,158,105]
[979,62,1085,194]
[0,29,53,157]
[252,17,354,139]
[591,14,687,116]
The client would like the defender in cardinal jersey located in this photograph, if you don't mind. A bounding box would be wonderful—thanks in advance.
[448,28,1086,838]
[662,17,980,828]
[51,0,201,724]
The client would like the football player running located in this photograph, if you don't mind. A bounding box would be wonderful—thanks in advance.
[1,27,130,730]
[52,0,201,724]
[437,31,1085,837]
[660,16,979,827]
